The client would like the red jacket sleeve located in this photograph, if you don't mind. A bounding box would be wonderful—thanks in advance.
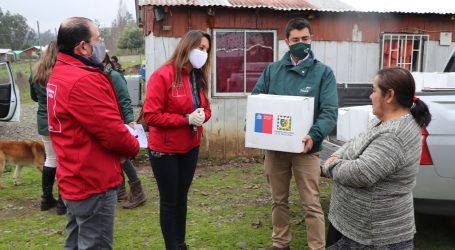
[68,73,139,158]
[201,92,211,123]
[143,70,188,128]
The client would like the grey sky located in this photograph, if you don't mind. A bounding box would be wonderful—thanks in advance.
[340,0,454,13]
[0,0,136,33]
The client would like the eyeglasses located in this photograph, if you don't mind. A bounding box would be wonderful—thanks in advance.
[82,36,104,46]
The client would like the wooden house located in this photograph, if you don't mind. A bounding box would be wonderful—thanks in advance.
[135,0,455,158]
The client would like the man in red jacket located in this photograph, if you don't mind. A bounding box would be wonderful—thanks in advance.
[47,17,139,250]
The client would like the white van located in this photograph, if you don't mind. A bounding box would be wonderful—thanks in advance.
[0,61,20,122]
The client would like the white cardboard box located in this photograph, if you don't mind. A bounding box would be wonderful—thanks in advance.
[245,94,314,153]
[336,105,375,142]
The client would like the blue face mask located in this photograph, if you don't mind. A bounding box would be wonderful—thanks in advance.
[289,43,311,60]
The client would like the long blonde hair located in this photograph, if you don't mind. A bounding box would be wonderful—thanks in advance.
[165,30,212,97]
[33,40,59,87]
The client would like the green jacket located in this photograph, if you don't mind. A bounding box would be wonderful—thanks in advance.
[106,67,134,124]
[252,51,338,153]
[29,75,49,136]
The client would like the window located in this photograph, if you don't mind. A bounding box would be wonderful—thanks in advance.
[213,30,277,96]
[381,33,429,72]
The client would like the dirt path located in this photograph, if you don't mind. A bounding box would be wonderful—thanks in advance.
[0,103,40,141]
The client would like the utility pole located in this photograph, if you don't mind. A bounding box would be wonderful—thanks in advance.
[37,21,42,56]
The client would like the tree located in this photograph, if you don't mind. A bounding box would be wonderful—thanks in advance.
[107,0,135,54]
[118,26,143,53]
[39,30,56,46]
[0,8,35,50]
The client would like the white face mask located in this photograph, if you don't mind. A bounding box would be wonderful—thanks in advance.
[189,49,208,69]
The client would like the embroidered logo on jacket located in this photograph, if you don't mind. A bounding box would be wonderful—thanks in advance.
[47,84,62,133]
[299,86,311,94]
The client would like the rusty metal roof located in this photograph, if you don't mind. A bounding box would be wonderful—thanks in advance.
[138,0,455,14]
[137,0,353,12]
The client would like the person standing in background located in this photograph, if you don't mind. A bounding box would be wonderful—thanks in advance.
[30,40,67,215]
[111,55,125,74]
[143,30,212,250]
[102,53,147,209]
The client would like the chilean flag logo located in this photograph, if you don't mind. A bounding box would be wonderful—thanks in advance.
[254,113,273,134]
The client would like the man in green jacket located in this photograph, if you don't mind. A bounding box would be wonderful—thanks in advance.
[252,18,338,250]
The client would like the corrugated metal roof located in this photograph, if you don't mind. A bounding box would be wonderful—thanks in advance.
[138,0,455,14]
[353,10,455,14]
[342,0,455,15]
[137,0,353,12]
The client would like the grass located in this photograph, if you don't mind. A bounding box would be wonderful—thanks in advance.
[8,60,35,104]
[0,158,454,249]
[121,58,142,69]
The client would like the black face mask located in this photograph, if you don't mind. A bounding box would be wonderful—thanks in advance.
[289,43,311,60]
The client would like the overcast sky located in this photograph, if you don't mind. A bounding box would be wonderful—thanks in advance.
[1,0,136,33]
[340,0,454,13]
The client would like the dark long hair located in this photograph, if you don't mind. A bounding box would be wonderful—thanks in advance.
[102,53,115,69]
[165,30,211,98]
[376,67,431,128]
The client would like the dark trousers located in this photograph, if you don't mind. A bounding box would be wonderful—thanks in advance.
[63,189,117,250]
[122,159,139,183]
[149,147,199,250]
[326,222,343,247]
[326,222,414,250]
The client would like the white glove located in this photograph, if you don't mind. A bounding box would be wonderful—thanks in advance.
[188,108,205,126]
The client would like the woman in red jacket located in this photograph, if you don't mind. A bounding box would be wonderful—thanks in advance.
[143,30,212,250]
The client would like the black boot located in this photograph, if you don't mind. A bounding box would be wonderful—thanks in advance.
[40,166,57,211]
[56,194,67,215]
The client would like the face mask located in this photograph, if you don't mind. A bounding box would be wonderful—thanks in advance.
[89,40,106,64]
[104,63,112,73]
[289,42,311,60]
[189,49,208,69]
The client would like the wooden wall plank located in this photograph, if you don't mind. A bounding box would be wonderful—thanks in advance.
[146,6,455,44]
[224,99,239,158]
[365,43,380,82]
[336,42,350,82]
[206,99,225,158]
[324,42,339,78]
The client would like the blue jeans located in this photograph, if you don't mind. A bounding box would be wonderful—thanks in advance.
[63,189,117,250]
[149,147,199,250]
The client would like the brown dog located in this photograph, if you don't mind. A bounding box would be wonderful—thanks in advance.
[0,140,45,188]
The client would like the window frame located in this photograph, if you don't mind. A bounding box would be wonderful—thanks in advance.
[380,32,429,72]
[212,29,278,97]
